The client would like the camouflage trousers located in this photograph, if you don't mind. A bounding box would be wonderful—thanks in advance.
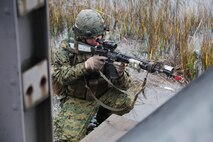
[53,82,142,142]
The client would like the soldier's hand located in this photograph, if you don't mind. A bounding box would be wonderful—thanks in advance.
[85,56,107,71]
[113,61,126,77]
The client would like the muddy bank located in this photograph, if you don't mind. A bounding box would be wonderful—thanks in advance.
[123,68,184,121]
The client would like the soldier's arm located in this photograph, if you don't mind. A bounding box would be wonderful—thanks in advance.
[52,41,88,85]
[112,71,132,90]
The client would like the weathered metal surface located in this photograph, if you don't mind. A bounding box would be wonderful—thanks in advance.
[0,0,52,142]
[22,60,49,109]
[118,67,213,142]
[17,0,45,16]
[0,1,24,142]
[81,114,137,142]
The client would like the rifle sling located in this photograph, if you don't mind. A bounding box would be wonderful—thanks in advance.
[84,70,148,112]
[84,71,129,112]
[85,84,126,112]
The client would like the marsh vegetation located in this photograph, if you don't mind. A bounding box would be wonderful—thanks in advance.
[49,0,213,81]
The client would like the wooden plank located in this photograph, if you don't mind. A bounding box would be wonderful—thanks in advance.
[81,114,137,142]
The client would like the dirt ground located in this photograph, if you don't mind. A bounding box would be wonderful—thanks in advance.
[123,68,184,122]
[117,38,185,122]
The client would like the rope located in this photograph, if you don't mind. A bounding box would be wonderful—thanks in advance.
[85,84,126,112]
[85,71,148,112]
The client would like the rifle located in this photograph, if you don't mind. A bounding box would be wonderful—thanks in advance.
[70,39,175,80]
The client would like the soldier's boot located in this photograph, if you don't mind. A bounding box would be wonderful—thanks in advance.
[86,114,99,134]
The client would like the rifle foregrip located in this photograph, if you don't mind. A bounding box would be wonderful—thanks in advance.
[106,63,119,80]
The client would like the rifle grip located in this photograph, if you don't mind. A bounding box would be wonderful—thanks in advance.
[106,61,119,80]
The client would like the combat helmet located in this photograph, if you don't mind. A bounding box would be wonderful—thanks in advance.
[73,9,106,39]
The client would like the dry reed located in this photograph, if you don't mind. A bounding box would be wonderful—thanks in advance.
[48,0,213,81]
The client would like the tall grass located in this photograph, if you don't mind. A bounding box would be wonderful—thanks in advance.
[48,1,65,36]
[48,0,213,81]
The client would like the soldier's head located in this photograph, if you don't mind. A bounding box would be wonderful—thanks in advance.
[72,9,106,46]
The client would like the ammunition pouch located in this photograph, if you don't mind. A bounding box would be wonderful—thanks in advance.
[52,76,64,96]
[65,78,108,101]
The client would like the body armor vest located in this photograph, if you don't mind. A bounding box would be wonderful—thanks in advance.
[53,39,109,101]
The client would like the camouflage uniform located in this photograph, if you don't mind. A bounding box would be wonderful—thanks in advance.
[52,9,142,142]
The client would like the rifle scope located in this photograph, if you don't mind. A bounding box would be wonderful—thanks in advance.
[96,39,117,51]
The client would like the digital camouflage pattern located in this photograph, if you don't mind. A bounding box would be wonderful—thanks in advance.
[73,9,106,39]
[53,83,141,141]
[54,97,98,141]
[52,39,132,98]
[52,39,90,97]
[53,82,141,142]
[52,39,143,141]
[52,35,143,142]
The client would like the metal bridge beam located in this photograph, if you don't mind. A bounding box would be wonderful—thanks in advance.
[118,67,213,142]
[0,1,52,142]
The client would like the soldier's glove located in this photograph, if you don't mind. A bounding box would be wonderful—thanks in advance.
[85,56,107,71]
[113,61,126,77]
